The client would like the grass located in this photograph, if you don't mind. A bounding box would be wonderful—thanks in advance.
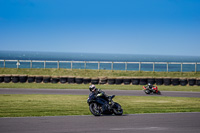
[0,82,200,92]
[0,94,199,117]
[1,68,200,78]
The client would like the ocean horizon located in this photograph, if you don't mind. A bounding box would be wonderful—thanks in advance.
[0,50,200,62]
[0,51,200,72]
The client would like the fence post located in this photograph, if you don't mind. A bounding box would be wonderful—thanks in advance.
[44,61,46,69]
[57,61,59,69]
[139,62,141,72]
[153,62,155,72]
[84,61,86,70]
[195,62,197,73]
[98,61,100,71]
[167,62,169,72]
[4,60,5,68]
[125,62,127,71]
[17,60,19,69]
[71,61,73,70]
[181,63,183,72]
[30,60,32,69]
[111,62,113,71]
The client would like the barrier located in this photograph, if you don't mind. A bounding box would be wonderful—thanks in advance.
[19,75,27,83]
[155,78,163,85]
[4,75,11,83]
[0,75,4,83]
[188,78,196,86]
[163,78,171,85]
[115,77,123,85]
[35,76,43,83]
[51,76,59,83]
[99,77,107,84]
[43,76,51,83]
[75,77,83,84]
[1,59,199,72]
[12,74,19,83]
[28,75,35,83]
[83,77,91,84]
[0,74,199,86]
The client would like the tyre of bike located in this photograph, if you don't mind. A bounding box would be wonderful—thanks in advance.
[112,102,123,115]
[89,103,101,116]
[157,91,161,95]
[145,90,150,94]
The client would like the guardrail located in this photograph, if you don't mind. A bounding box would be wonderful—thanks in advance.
[0,59,200,72]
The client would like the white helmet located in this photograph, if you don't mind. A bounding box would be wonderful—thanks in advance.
[89,85,96,91]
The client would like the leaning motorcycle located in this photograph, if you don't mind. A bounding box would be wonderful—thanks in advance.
[87,93,123,116]
[143,86,161,95]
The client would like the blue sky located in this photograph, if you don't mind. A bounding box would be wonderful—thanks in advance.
[0,0,200,56]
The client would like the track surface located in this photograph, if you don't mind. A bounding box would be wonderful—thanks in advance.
[0,113,200,133]
[1,88,200,133]
[0,88,200,97]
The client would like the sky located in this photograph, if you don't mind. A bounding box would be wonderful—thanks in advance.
[0,0,200,56]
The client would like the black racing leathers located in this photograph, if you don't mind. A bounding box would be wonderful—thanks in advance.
[90,89,109,112]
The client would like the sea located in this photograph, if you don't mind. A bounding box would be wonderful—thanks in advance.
[0,51,200,72]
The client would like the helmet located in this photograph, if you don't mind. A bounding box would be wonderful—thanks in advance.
[89,85,96,92]
[148,83,152,87]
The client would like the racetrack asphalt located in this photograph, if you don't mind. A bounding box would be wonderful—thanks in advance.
[0,88,200,97]
[0,113,200,133]
[0,88,200,133]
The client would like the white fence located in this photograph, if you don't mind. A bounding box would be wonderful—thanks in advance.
[0,59,200,72]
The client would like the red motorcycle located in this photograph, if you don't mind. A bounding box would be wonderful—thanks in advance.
[143,86,161,95]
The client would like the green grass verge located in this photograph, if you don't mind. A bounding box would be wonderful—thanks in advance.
[0,82,200,92]
[1,68,200,77]
[0,94,199,117]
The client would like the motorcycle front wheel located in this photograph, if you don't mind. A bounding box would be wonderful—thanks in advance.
[89,103,101,116]
[112,103,123,116]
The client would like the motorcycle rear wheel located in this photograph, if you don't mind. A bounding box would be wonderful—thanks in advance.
[157,91,161,95]
[113,103,123,115]
[89,103,101,116]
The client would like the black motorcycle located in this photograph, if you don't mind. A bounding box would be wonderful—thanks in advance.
[87,93,123,116]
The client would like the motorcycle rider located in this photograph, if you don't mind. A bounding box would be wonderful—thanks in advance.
[146,83,155,92]
[89,84,110,113]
